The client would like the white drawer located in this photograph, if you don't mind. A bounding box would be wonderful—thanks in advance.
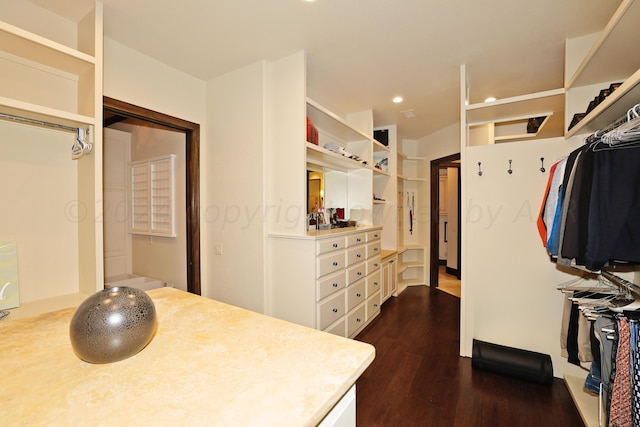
[317,270,346,301]
[366,292,381,320]
[323,318,345,337]
[317,251,345,278]
[367,256,381,275]
[346,261,366,285]
[347,303,367,337]
[317,236,345,255]
[318,291,345,330]
[346,245,366,266]
[346,232,366,247]
[366,270,381,297]
[366,230,381,242]
[366,241,381,259]
[346,279,366,312]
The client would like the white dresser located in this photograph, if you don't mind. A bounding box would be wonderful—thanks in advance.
[268,226,382,338]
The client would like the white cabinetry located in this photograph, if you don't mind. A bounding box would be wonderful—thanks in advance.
[265,53,393,338]
[0,1,103,319]
[269,227,382,338]
[381,253,397,303]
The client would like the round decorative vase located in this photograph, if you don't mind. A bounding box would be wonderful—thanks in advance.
[69,286,157,364]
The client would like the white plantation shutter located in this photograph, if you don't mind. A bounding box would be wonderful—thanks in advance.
[130,155,176,237]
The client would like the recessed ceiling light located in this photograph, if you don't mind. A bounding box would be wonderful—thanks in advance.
[484,97,497,103]
[392,96,404,103]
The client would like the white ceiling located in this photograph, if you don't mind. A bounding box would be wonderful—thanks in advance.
[36,0,623,140]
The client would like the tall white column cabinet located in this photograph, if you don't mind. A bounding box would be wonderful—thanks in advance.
[0,1,104,319]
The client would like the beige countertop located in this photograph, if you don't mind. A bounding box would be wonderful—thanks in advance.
[0,287,375,426]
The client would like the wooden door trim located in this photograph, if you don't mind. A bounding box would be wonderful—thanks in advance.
[103,97,201,295]
[430,153,460,288]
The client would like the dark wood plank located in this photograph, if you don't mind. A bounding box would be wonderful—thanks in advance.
[355,287,585,427]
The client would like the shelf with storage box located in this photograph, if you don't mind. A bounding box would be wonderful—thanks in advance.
[465,88,566,146]
[564,0,640,138]
[0,1,103,320]
[306,98,373,168]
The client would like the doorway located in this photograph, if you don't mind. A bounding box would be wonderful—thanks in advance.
[103,97,201,295]
[430,153,461,289]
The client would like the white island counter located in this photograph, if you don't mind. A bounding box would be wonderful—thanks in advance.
[0,287,375,426]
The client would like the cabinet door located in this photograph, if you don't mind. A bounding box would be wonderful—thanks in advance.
[381,261,390,301]
[389,257,397,295]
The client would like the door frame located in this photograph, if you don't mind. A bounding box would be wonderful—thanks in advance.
[103,97,201,295]
[430,153,461,288]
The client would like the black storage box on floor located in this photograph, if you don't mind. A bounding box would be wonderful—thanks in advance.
[471,339,554,386]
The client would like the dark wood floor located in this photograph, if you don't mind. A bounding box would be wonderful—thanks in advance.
[354,286,585,427]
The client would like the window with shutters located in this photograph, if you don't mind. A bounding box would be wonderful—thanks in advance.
[130,155,176,237]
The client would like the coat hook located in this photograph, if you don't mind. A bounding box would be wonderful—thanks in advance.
[477,162,483,176]
[540,157,546,173]
[507,159,513,174]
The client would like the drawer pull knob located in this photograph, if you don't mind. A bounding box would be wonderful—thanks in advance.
[357,272,362,276]
[357,254,362,258]
[333,243,338,248]
[374,303,379,308]
[389,260,394,264]
[332,283,338,287]
[374,263,379,267]
[356,293,361,298]
[374,248,379,252]
[356,318,361,322]
[374,282,379,286]
[356,238,361,242]
[332,308,338,313]
[332,261,338,267]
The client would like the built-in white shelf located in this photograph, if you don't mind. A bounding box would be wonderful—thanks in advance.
[564,375,600,427]
[566,0,640,89]
[566,68,640,138]
[306,98,371,143]
[306,142,372,172]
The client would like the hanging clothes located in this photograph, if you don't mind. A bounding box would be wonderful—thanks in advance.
[537,130,640,271]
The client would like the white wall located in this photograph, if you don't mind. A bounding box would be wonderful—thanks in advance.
[205,61,267,312]
[418,123,461,282]
[462,136,586,378]
[0,121,80,302]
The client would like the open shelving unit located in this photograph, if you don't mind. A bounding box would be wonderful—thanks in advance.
[0,1,104,320]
